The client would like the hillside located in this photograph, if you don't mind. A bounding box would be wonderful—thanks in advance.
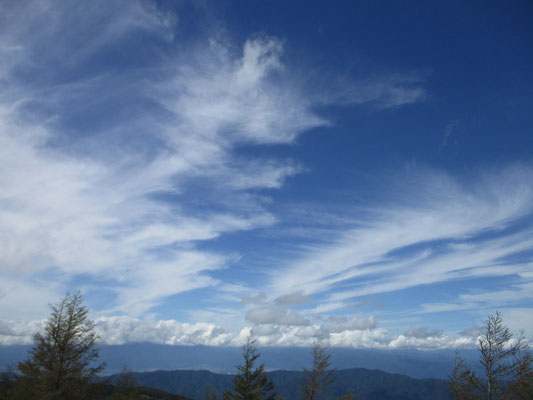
[0,380,192,400]
[120,368,452,400]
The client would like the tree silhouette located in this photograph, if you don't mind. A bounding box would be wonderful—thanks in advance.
[16,292,105,400]
[450,311,533,400]
[223,337,277,400]
[109,366,142,400]
[302,337,336,400]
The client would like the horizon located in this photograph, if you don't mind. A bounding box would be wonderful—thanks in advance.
[1,342,481,380]
[1,1,533,351]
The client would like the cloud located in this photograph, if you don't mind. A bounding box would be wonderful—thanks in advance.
[343,296,385,310]
[0,1,330,318]
[0,0,436,330]
[242,292,268,305]
[415,270,533,317]
[321,315,378,333]
[158,35,327,148]
[0,319,45,345]
[274,291,312,307]
[498,308,533,339]
[268,164,533,309]
[0,314,483,350]
[95,316,235,346]
[404,326,443,339]
[388,334,476,350]
[0,0,174,70]
[251,324,281,337]
[459,327,483,337]
[246,306,309,326]
[325,73,426,109]
[3,1,529,353]
[329,328,392,348]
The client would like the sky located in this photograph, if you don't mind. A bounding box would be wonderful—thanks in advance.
[1,0,533,350]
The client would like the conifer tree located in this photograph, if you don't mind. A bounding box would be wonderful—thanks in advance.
[109,366,142,400]
[302,337,336,400]
[223,337,277,400]
[449,312,533,400]
[16,292,105,400]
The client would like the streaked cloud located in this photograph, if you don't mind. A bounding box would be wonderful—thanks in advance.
[0,1,328,318]
[268,165,533,309]
[0,0,530,351]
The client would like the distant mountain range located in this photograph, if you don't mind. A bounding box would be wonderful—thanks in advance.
[0,343,479,379]
[112,368,452,400]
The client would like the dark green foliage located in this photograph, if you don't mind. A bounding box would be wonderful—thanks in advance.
[223,338,277,400]
[15,292,105,400]
[449,312,533,400]
[301,338,337,400]
[0,365,17,400]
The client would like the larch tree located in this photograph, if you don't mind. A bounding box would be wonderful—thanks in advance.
[223,337,277,400]
[109,366,142,400]
[449,311,533,400]
[301,337,337,400]
[16,292,105,400]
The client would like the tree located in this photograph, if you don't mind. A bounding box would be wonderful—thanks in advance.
[0,365,17,400]
[449,311,533,400]
[204,386,219,400]
[301,337,337,400]
[223,337,277,400]
[109,366,142,400]
[338,393,355,400]
[16,292,105,400]
[449,354,482,400]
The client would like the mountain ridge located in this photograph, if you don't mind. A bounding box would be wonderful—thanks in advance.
[0,343,478,379]
[116,367,452,400]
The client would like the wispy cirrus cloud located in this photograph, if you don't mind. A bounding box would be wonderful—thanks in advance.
[336,73,427,108]
[0,0,328,317]
[1,0,441,348]
[266,164,533,316]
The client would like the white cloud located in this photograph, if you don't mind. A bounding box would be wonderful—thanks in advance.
[0,2,330,319]
[274,291,312,307]
[388,334,476,350]
[242,292,268,305]
[459,326,483,337]
[329,328,391,348]
[458,279,533,305]
[499,308,533,340]
[0,319,45,345]
[158,35,327,148]
[319,72,426,109]
[93,316,236,346]
[267,165,533,306]
[415,270,533,317]
[404,326,443,339]
[321,315,377,333]
[246,306,309,326]
[0,314,486,350]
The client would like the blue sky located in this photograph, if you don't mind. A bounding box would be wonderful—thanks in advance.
[1,0,533,349]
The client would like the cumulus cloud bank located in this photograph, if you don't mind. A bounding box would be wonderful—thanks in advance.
[0,316,479,350]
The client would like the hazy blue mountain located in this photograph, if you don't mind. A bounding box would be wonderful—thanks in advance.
[113,368,452,400]
[0,344,478,379]
[97,344,478,379]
